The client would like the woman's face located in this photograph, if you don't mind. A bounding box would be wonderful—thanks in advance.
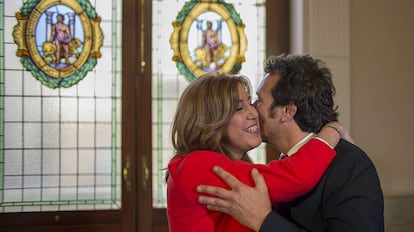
[223,84,262,159]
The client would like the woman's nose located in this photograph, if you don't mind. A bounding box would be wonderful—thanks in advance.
[247,105,258,118]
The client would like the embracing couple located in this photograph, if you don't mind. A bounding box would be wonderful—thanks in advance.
[166,54,384,232]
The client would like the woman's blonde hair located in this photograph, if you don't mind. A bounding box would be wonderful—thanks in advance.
[171,73,252,161]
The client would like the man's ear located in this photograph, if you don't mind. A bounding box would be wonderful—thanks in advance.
[284,104,297,119]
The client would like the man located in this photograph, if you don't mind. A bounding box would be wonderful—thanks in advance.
[197,54,384,231]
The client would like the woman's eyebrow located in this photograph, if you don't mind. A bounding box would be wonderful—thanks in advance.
[239,95,252,103]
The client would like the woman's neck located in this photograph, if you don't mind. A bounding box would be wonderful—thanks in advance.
[229,151,244,160]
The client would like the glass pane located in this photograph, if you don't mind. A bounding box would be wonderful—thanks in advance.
[0,0,122,212]
[152,0,266,208]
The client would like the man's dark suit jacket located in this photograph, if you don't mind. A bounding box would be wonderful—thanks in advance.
[259,139,384,232]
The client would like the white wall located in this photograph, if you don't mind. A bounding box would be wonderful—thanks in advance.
[291,0,414,196]
[350,0,414,196]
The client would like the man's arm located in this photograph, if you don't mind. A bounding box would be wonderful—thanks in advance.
[198,167,305,232]
[198,167,271,231]
[260,212,306,232]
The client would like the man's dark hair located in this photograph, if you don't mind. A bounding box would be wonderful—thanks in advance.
[264,54,339,132]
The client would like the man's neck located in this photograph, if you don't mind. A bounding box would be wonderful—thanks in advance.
[278,124,310,155]
[286,132,315,156]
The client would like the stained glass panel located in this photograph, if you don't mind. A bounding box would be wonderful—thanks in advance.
[152,0,266,208]
[0,0,122,212]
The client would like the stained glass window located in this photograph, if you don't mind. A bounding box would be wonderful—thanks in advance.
[0,0,122,212]
[152,0,267,208]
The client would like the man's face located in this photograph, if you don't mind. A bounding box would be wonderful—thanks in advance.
[254,73,283,143]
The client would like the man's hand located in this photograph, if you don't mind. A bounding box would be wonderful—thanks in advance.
[197,166,271,231]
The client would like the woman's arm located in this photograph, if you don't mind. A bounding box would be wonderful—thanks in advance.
[170,137,335,203]
[318,121,355,147]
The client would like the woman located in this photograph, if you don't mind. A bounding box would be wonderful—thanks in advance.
[167,73,342,232]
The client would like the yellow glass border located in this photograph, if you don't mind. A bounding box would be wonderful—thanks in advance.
[13,0,104,86]
[170,1,248,80]
[26,0,91,78]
